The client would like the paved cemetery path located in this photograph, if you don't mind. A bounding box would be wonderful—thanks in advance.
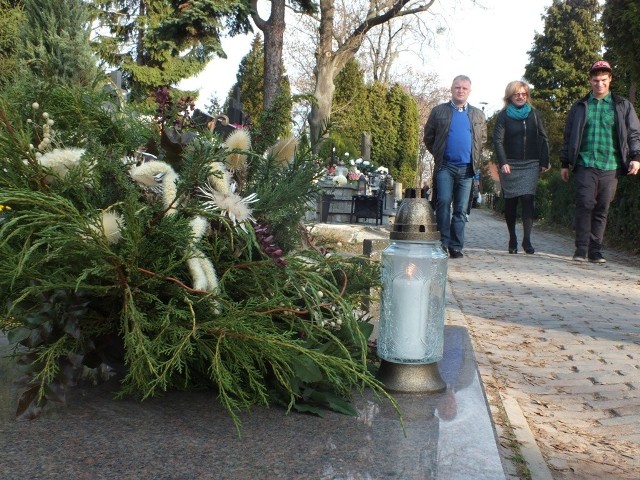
[447,208,640,479]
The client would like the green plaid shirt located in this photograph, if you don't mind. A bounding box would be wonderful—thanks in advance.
[578,93,621,170]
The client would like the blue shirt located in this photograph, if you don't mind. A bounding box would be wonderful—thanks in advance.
[444,104,472,165]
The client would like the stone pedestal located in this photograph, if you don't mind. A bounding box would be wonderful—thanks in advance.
[315,183,358,223]
[315,182,395,224]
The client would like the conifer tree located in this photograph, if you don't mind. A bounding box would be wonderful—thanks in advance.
[389,83,419,187]
[331,60,419,184]
[331,59,370,155]
[235,35,266,129]
[0,0,24,86]
[89,0,252,101]
[524,0,602,114]
[232,34,293,154]
[368,81,397,170]
[20,0,99,86]
[601,0,640,102]
[523,0,602,166]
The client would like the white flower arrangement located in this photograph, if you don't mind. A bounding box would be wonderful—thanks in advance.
[332,174,348,186]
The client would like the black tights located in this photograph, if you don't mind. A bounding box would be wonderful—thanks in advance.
[504,195,534,249]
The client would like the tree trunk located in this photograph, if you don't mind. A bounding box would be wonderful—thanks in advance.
[251,0,286,110]
[308,0,432,148]
[309,58,338,150]
[309,0,350,150]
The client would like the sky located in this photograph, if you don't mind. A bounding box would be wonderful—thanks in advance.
[178,0,552,116]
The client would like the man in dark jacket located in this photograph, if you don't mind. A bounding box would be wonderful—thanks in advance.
[424,75,487,258]
[560,60,640,263]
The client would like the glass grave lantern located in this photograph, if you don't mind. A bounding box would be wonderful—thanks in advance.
[376,189,448,392]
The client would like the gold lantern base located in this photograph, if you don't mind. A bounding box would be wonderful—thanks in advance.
[376,360,446,393]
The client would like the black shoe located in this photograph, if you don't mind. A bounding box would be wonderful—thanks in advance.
[508,248,518,254]
[508,239,517,254]
[449,249,464,259]
[588,252,606,264]
[572,250,587,262]
[523,244,535,254]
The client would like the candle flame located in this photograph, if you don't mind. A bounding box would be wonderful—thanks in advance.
[404,263,417,277]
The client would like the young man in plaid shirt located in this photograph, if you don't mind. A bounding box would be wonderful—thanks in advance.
[560,60,640,263]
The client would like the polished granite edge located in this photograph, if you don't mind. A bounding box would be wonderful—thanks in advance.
[0,326,505,479]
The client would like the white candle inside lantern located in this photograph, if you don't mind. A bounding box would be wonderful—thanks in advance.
[377,239,446,365]
[389,262,429,360]
[375,195,448,392]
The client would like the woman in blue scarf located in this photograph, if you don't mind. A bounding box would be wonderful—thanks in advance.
[493,81,550,254]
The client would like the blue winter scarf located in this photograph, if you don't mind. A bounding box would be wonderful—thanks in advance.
[506,103,532,120]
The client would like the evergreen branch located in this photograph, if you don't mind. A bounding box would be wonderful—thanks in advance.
[32,335,72,399]
[137,267,210,295]
[145,297,199,393]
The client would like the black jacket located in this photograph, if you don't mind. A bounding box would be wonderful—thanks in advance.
[560,93,640,173]
[423,102,487,174]
[493,108,549,168]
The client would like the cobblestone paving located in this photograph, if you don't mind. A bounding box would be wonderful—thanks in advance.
[448,208,640,479]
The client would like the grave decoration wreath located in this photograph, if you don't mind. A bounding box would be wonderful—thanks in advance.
[0,84,397,427]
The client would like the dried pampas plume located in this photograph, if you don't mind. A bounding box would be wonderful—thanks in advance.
[38,148,86,183]
[223,129,251,171]
[187,216,218,292]
[267,136,297,166]
[130,160,179,215]
[207,161,231,194]
[100,211,124,244]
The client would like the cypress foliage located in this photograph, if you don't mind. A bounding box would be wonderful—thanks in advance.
[0,82,393,425]
[368,82,396,169]
[331,59,370,155]
[330,60,420,184]
[600,1,640,253]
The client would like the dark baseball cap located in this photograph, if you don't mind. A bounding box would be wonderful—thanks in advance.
[590,60,612,74]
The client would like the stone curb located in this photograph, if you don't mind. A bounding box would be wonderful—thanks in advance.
[501,389,554,480]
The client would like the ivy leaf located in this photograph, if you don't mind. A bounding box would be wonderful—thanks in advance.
[44,382,66,404]
[292,355,323,383]
[63,319,81,339]
[15,385,43,420]
[291,403,323,416]
[7,326,31,344]
[357,321,374,340]
[305,389,357,416]
[323,394,357,416]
